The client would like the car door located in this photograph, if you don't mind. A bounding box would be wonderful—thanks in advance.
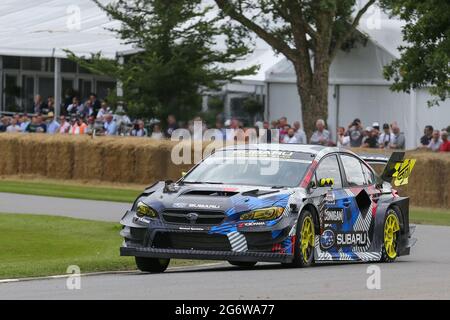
[307,154,352,259]
[336,154,375,254]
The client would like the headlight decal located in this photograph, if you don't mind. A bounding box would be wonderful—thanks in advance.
[136,201,158,218]
[239,207,284,221]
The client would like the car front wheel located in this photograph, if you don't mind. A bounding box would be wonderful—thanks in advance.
[291,210,315,267]
[135,257,170,273]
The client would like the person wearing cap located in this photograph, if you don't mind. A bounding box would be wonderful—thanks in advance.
[362,127,379,148]
[345,118,364,147]
[372,122,380,131]
[439,131,450,152]
[378,123,394,149]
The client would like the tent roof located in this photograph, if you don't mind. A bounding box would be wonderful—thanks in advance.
[0,0,133,59]
[0,0,405,82]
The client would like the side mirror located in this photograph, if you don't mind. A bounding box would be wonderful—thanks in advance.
[319,178,334,188]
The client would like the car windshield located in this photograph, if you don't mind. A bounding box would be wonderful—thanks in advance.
[182,150,313,188]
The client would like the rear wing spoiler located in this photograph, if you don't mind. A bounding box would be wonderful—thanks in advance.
[359,152,416,186]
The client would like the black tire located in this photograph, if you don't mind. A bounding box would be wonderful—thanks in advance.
[135,257,170,273]
[380,207,401,263]
[291,210,316,267]
[228,261,257,268]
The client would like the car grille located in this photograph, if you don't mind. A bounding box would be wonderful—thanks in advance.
[152,232,231,251]
[161,209,225,225]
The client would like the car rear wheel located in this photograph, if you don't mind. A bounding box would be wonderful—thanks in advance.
[135,257,170,273]
[381,208,401,262]
[291,210,315,267]
[228,261,257,268]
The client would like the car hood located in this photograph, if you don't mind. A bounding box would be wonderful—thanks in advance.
[137,182,295,218]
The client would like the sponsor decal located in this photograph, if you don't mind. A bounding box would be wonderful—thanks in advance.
[133,216,150,224]
[173,203,220,209]
[233,150,294,159]
[238,221,266,228]
[324,191,335,204]
[320,229,335,249]
[178,226,205,231]
[323,208,344,224]
[336,231,368,247]
[173,202,187,208]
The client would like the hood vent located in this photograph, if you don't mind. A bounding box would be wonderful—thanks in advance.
[241,189,279,197]
[181,190,239,197]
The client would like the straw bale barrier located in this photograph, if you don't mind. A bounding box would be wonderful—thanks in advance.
[0,134,448,208]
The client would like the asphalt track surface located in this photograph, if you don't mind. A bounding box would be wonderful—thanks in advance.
[0,192,130,221]
[0,193,449,299]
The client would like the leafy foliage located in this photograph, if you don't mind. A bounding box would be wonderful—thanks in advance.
[67,0,257,121]
[242,97,264,117]
[381,0,450,106]
[214,0,376,135]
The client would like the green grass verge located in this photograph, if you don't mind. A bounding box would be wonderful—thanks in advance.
[0,180,139,203]
[0,213,208,279]
[410,207,450,226]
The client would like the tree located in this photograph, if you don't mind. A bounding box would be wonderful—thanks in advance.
[242,97,264,122]
[67,0,257,122]
[214,0,376,135]
[381,0,450,106]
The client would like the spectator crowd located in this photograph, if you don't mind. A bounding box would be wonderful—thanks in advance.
[0,93,449,152]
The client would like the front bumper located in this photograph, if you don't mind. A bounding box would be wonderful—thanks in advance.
[120,246,293,263]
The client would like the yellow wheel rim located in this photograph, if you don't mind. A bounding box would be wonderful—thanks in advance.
[384,213,400,259]
[300,216,315,263]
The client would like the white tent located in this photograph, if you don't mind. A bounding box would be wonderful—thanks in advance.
[0,0,133,59]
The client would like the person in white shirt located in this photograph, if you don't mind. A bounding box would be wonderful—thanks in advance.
[337,127,350,147]
[378,123,394,148]
[427,130,442,152]
[6,118,21,133]
[150,123,164,140]
[283,128,298,144]
[96,101,110,120]
[293,121,307,144]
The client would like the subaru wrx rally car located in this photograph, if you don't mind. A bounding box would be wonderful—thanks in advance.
[120,144,417,273]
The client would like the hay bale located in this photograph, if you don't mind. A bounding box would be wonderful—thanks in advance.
[0,135,448,208]
[73,136,104,180]
[0,134,19,175]
[45,135,74,180]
